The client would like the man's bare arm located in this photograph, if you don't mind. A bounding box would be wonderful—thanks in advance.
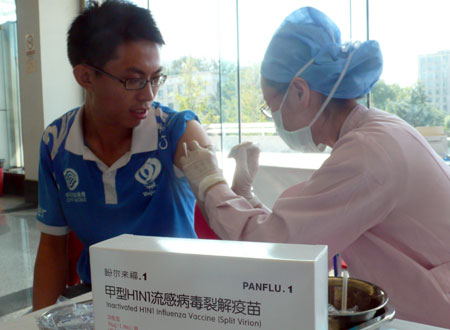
[174,119,211,169]
[32,232,68,311]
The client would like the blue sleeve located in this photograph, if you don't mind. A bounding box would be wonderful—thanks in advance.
[167,109,199,156]
[36,131,69,235]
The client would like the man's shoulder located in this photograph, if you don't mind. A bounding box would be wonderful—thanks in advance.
[41,107,81,158]
[154,102,175,114]
[154,102,197,120]
[44,107,80,133]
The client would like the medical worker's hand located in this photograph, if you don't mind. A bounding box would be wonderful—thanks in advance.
[228,142,261,207]
[180,140,226,201]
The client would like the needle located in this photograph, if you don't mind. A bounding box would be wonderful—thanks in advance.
[183,142,188,157]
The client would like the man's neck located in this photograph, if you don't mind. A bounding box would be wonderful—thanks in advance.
[82,106,133,167]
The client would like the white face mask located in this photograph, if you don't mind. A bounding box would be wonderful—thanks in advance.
[272,109,326,152]
[272,43,359,153]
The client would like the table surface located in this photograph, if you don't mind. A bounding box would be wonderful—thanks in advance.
[1,292,448,330]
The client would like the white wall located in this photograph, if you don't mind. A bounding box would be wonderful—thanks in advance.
[15,0,43,181]
[16,0,82,181]
[39,0,82,126]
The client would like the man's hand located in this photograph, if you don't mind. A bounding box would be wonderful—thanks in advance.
[228,142,261,207]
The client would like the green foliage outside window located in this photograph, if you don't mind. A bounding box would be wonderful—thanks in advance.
[371,80,449,133]
[167,57,449,135]
[167,57,267,125]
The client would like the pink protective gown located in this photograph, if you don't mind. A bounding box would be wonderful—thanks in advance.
[204,105,450,328]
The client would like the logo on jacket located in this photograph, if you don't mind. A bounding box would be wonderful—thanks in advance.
[63,168,86,203]
[63,168,79,191]
[135,158,161,196]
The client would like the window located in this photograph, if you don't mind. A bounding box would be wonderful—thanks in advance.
[368,0,450,145]
[0,0,23,169]
[236,0,352,169]
[131,0,351,174]
[131,0,450,176]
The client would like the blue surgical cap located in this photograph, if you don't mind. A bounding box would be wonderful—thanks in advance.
[261,7,383,99]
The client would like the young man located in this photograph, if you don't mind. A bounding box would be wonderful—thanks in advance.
[33,0,210,310]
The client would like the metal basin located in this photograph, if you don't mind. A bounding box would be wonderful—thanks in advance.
[328,277,389,330]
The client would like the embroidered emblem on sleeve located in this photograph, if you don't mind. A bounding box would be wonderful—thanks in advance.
[36,207,47,218]
[155,106,169,150]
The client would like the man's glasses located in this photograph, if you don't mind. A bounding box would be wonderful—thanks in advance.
[87,64,167,90]
[260,102,273,119]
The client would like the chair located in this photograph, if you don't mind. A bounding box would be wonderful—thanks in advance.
[193,203,219,239]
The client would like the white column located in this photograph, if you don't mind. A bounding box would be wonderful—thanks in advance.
[15,0,83,183]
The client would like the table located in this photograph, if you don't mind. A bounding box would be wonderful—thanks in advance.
[1,293,91,330]
[381,320,449,330]
[1,292,448,330]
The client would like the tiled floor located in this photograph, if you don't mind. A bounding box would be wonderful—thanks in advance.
[0,194,39,323]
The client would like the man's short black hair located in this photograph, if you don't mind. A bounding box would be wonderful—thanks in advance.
[67,0,165,68]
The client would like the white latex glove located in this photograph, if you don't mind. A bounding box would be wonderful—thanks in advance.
[180,140,226,201]
[228,141,261,207]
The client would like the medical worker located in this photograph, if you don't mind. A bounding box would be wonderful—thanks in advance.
[181,7,450,327]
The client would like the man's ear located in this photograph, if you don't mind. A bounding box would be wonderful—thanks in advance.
[291,76,310,107]
[73,64,95,91]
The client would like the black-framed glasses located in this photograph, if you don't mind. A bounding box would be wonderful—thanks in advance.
[260,102,273,119]
[87,64,167,90]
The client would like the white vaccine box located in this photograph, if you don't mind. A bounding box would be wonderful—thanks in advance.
[90,234,328,330]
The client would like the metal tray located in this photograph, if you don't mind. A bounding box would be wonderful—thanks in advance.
[36,299,94,330]
[350,304,396,330]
